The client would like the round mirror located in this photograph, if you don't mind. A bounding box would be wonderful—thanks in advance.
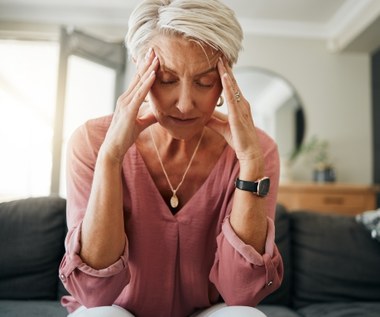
[218,67,305,161]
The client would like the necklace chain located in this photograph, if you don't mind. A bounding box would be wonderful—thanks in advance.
[149,126,205,208]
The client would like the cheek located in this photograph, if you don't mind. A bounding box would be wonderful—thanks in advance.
[149,86,163,109]
[148,86,170,121]
[147,95,160,118]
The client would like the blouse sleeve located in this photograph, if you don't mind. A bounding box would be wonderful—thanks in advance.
[209,129,284,306]
[58,119,131,310]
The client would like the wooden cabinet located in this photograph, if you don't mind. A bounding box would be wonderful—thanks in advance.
[277,182,379,216]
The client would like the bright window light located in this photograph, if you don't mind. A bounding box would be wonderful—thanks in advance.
[59,55,115,197]
[0,39,120,202]
[0,40,58,201]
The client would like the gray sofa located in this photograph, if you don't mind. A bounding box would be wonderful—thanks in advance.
[0,196,379,317]
[0,197,68,317]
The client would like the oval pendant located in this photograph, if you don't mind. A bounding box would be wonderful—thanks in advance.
[170,194,179,208]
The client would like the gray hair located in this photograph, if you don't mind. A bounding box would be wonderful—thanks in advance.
[126,0,243,64]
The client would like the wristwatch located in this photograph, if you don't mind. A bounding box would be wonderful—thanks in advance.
[235,177,270,197]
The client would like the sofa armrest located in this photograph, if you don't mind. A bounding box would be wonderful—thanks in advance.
[0,196,66,300]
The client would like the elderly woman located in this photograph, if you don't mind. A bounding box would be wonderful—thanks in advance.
[59,0,283,316]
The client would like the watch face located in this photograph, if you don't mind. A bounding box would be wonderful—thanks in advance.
[258,177,270,196]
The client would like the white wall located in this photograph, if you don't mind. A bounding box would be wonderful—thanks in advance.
[237,35,372,184]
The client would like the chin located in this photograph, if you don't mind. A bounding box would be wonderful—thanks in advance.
[161,121,205,140]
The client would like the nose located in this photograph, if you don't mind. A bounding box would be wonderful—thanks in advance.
[176,83,194,114]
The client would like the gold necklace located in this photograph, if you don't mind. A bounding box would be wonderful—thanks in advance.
[149,126,205,209]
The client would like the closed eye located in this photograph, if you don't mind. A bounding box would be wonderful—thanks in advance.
[156,71,178,85]
[195,81,215,88]
[159,79,177,85]
[194,72,219,89]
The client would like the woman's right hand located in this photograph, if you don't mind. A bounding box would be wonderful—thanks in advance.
[101,49,159,163]
[79,50,159,269]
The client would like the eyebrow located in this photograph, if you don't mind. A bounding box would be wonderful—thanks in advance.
[160,64,218,77]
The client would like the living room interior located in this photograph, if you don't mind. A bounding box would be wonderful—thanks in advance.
[0,0,379,207]
[0,1,380,317]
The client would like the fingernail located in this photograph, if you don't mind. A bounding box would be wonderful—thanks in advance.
[145,47,152,61]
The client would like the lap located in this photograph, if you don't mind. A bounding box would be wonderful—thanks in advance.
[68,305,134,317]
[68,304,267,317]
[192,303,267,317]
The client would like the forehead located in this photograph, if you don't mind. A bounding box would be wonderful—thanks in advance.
[152,35,219,74]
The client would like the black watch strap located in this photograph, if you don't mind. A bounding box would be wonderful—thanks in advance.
[235,177,270,197]
[235,178,259,192]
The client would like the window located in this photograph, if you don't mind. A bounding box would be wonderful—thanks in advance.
[59,55,116,197]
[0,28,126,201]
[0,40,58,200]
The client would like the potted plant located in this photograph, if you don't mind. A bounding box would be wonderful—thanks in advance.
[289,136,336,183]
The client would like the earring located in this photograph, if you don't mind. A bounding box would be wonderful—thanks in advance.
[216,95,224,107]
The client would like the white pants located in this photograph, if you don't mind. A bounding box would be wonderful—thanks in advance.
[68,303,267,317]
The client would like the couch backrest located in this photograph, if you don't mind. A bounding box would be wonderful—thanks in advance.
[290,210,380,309]
[0,196,67,300]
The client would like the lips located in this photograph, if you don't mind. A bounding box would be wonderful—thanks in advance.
[168,116,198,125]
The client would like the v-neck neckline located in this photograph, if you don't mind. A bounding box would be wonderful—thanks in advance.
[130,143,230,219]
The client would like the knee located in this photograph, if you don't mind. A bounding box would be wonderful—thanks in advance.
[210,306,267,317]
[69,305,134,317]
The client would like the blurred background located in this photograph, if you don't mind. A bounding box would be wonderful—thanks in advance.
[0,0,379,202]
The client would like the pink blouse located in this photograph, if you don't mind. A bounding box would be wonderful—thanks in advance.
[59,115,283,317]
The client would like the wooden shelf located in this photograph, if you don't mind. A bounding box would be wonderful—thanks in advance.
[277,182,379,216]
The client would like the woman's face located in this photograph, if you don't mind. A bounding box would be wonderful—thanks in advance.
[148,35,223,139]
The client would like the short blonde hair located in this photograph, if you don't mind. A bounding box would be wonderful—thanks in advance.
[126,0,243,64]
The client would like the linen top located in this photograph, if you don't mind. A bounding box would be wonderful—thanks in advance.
[59,115,283,317]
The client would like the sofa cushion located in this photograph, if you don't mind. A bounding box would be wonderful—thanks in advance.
[297,302,380,317]
[0,197,66,300]
[0,300,67,317]
[260,204,292,306]
[291,211,380,309]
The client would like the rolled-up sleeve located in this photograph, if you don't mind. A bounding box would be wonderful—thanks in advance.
[209,216,283,306]
[58,118,131,311]
[59,223,130,310]
[209,128,283,305]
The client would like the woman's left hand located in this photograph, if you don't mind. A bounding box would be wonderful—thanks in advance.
[207,58,264,174]
[208,58,268,252]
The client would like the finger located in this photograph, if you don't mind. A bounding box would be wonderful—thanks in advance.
[217,60,240,116]
[136,48,154,79]
[127,61,158,113]
[128,69,157,116]
[219,56,239,91]
[218,59,249,115]
[131,50,158,93]
[119,48,156,103]
[118,54,158,112]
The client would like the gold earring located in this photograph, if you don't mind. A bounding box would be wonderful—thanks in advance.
[216,95,224,107]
